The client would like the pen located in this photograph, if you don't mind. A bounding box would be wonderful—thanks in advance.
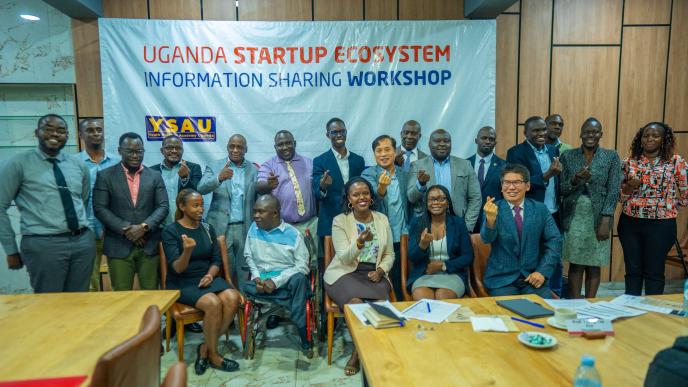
[426,302,432,313]
[511,316,544,328]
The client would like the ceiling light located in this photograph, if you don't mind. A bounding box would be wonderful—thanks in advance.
[20,14,40,21]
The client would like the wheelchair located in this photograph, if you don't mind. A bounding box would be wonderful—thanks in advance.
[240,228,322,359]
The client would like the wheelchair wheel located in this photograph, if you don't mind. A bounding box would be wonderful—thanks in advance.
[243,308,256,360]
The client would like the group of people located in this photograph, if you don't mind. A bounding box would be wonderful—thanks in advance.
[0,113,686,376]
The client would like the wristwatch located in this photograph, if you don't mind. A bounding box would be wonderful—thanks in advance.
[141,223,150,232]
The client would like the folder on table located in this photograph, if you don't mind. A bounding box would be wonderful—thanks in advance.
[496,299,554,319]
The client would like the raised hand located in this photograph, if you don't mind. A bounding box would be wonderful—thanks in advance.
[419,227,434,250]
[548,157,563,176]
[357,227,373,246]
[483,196,498,227]
[320,170,333,191]
[178,160,190,179]
[218,161,234,182]
[573,165,592,184]
[378,171,392,187]
[417,169,430,186]
[267,172,279,190]
[181,234,196,251]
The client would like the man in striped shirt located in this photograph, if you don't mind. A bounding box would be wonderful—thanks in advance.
[243,194,312,358]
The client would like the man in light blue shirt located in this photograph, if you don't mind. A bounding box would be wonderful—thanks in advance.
[78,118,119,291]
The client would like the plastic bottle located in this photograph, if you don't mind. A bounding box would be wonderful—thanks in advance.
[573,355,601,387]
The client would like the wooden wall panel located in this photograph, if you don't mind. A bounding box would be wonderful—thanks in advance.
[610,237,624,281]
[505,1,520,13]
[103,0,148,18]
[496,14,519,158]
[665,0,688,129]
[72,19,102,117]
[518,0,552,123]
[399,0,464,20]
[314,0,363,20]
[624,0,672,25]
[365,0,397,20]
[550,47,620,149]
[204,0,236,20]
[149,0,202,20]
[239,0,311,20]
[617,27,669,156]
[553,0,622,45]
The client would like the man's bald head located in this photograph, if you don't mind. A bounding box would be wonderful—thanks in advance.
[227,134,247,164]
[253,194,282,230]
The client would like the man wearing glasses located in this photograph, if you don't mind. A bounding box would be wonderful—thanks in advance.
[93,132,169,290]
[480,163,561,297]
[0,114,95,293]
[311,118,365,239]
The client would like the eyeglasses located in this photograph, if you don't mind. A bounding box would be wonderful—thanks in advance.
[327,129,347,137]
[162,146,182,151]
[428,197,448,204]
[502,180,526,187]
[121,148,145,156]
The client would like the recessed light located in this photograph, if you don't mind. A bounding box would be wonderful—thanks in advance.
[20,14,40,21]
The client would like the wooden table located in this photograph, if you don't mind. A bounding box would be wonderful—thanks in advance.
[344,294,687,386]
[0,290,179,382]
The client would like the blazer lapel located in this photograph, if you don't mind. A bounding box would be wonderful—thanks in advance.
[326,150,344,186]
[500,201,520,253]
[450,157,458,193]
[519,200,535,257]
[116,166,136,209]
[484,159,500,187]
[134,168,147,209]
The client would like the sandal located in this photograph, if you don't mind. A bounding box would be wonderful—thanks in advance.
[194,343,209,375]
[209,357,240,372]
[344,356,360,376]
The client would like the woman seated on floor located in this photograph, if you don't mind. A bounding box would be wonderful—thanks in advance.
[162,188,241,375]
[407,184,474,300]
[324,177,395,376]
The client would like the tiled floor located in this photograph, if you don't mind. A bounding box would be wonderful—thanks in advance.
[161,280,686,386]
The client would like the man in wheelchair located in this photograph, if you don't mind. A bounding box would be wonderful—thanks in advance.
[243,194,313,357]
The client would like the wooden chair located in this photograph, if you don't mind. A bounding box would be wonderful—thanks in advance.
[161,362,187,387]
[159,235,244,361]
[469,234,491,297]
[324,236,397,365]
[91,305,162,387]
[398,235,414,301]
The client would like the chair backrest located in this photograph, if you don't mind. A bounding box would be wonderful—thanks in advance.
[91,306,161,387]
[159,235,234,291]
[399,234,412,301]
[161,362,187,387]
[469,233,491,297]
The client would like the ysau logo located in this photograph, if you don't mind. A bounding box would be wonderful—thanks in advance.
[146,116,216,142]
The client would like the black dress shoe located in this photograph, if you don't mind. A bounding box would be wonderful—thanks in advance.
[301,342,314,359]
[187,322,203,333]
[194,343,209,375]
[210,358,240,372]
[266,315,280,329]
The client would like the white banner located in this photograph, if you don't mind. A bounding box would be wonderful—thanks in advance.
[99,19,495,166]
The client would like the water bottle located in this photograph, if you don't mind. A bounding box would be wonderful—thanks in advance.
[573,355,601,387]
[683,278,688,312]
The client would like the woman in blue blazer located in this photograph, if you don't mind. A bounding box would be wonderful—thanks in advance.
[407,185,474,299]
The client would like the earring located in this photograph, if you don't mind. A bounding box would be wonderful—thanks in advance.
[347,202,353,209]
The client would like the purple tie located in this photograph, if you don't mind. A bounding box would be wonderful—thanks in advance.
[478,159,485,186]
[513,205,523,239]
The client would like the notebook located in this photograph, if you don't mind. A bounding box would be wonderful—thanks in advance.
[496,299,554,319]
[363,301,405,328]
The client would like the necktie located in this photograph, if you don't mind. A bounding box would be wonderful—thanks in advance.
[513,205,523,240]
[403,150,413,172]
[47,158,79,232]
[285,161,306,216]
[478,159,486,187]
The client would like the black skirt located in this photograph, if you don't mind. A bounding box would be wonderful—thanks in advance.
[167,277,231,306]
[325,262,391,309]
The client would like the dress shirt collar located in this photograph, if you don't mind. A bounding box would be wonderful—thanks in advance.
[278,154,303,163]
[122,162,143,175]
[331,147,349,160]
[160,161,181,171]
[526,140,547,154]
[80,150,114,164]
[227,157,247,168]
[263,220,287,234]
[507,199,525,210]
[477,152,494,164]
[432,156,450,166]
[35,147,65,162]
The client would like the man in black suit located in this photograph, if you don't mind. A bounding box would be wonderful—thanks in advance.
[150,134,202,226]
[506,116,563,296]
[311,117,365,238]
[93,132,168,290]
[394,120,428,172]
[467,126,506,233]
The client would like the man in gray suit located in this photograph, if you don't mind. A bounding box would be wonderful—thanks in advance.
[198,134,257,288]
[407,129,482,231]
[395,120,427,172]
[93,132,169,290]
[480,163,561,297]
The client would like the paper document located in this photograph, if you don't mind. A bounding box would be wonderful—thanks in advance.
[576,301,646,321]
[446,306,476,323]
[347,301,404,326]
[470,316,518,332]
[401,299,460,323]
[610,294,687,316]
[543,299,591,310]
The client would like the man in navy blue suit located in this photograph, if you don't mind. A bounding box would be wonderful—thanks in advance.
[311,118,365,238]
[506,116,564,297]
[467,126,506,234]
[481,164,561,297]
